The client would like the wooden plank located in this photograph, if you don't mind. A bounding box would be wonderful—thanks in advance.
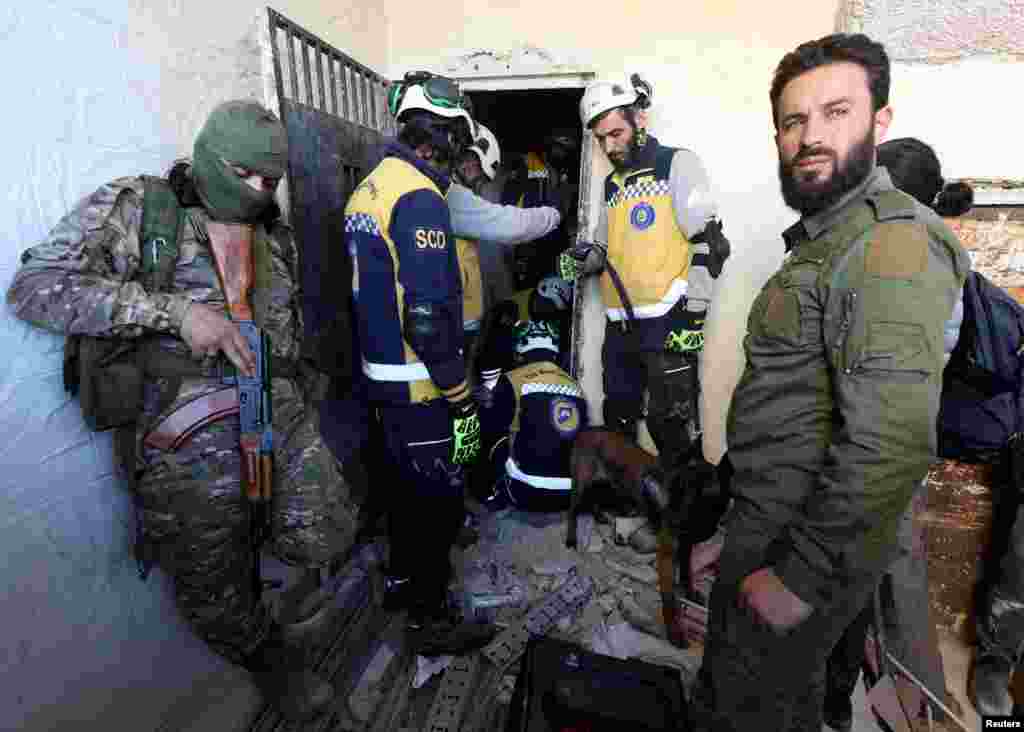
[922,459,995,638]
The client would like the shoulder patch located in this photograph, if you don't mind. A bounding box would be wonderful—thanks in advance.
[550,397,581,435]
[869,189,917,221]
[865,222,928,279]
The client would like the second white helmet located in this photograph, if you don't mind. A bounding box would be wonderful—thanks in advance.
[579,73,652,129]
[514,320,559,357]
[468,123,501,181]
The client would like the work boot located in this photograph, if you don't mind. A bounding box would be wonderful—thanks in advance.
[382,572,416,612]
[628,524,659,554]
[822,690,853,732]
[455,514,481,548]
[479,483,512,514]
[244,625,334,721]
[970,653,1014,716]
[407,597,499,657]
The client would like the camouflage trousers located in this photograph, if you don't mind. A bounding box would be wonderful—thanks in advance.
[135,377,359,665]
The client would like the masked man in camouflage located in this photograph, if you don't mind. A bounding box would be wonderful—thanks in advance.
[690,35,969,731]
[6,101,359,721]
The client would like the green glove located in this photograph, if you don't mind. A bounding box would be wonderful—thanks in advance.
[450,397,481,465]
[558,249,580,280]
[558,241,606,280]
[666,307,706,353]
[665,327,704,353]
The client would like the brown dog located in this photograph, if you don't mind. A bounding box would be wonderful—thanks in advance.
[567,427,729,648]
[565,427,668,549]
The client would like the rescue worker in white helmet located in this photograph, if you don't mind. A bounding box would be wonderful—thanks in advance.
[473,319,589,511]
[346,71,494,653]
[452,123,501,366]
[374,84,562,314]
[561,72,730,476]
[562,75,732,642]
[528,275,573,369]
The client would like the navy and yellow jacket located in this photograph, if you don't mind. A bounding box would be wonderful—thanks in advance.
[480,353,588,491]
[456,237,483,332]
[602,137,691,321]
[344,141,467,405]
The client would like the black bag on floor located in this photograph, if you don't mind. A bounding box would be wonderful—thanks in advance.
[505,636,690,732]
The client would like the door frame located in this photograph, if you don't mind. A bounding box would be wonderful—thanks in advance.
[450,71,606,417]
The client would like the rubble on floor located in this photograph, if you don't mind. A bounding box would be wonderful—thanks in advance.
[246,505,705,731]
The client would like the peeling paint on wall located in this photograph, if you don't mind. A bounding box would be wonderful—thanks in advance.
[441,44,585,76]
[837,0,1024,62]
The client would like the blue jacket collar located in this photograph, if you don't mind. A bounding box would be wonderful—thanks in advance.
[381,139,451,193]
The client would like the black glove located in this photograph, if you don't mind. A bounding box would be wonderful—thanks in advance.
[477,300,519,376]
[692,219,730,278]
[471,384,495,410]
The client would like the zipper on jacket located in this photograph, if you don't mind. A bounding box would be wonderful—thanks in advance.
[835,290,858,373]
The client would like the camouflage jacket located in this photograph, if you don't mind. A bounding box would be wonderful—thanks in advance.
[725,167,969,609]
[6,175,305,425]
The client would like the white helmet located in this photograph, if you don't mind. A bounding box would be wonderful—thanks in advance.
[468,123,501,181]
[579,73,652,129]
[388,72,476,138]
[536,277,572,311]
[514,320,559,357]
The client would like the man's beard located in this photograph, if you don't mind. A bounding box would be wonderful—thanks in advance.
[457,168,485,192]
[779,127,875,216]
[609,134,644,173]
[427,153,452,175]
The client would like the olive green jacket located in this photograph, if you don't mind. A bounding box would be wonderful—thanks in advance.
[725,167,969,608]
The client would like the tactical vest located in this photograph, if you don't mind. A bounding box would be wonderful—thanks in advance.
[602,144,691,321]
[456,237,483,332]
[64,177,276,431]
[346,157,447,404]
[64,177,183,431]
[504,360,585,491]
[727,187,966,548]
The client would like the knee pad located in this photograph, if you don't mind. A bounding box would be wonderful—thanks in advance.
[647,357,699,459]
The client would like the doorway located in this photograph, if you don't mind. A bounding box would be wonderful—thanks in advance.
[465,86,584,238]
[455,74,606,419]
[464,87,583,363]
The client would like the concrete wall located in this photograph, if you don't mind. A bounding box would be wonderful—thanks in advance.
[839,0,1024,180]
[0,3,389,730]
[838,0,1024,62]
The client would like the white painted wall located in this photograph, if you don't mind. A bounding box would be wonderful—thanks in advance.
[887,58,1024,180]
[386,1,841,461]
[0,3,389,730]
[386,2,1023,462]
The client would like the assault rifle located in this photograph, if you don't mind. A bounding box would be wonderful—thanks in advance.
[206,221,275,607]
